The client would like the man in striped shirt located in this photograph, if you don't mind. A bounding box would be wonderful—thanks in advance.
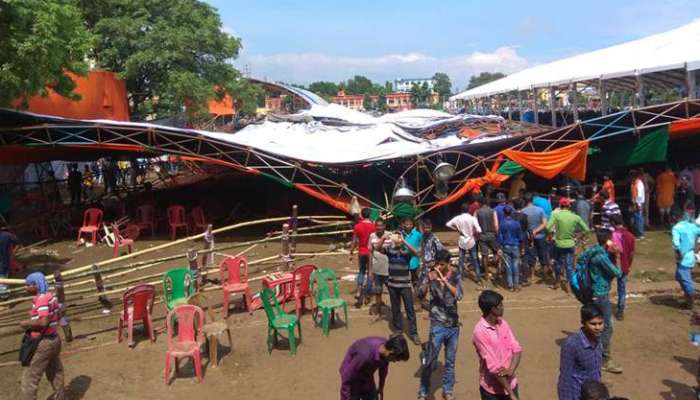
[20,272,63,400]
[378,233,421,345]
[599,190,621,231]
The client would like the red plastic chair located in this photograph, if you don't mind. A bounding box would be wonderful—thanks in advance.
[117,284,156,348]
[286,264,317,318]
[220,256,252,317]
[112,223,134,257]
[190,206,208,234]
[167,205,189,240]
[164,304,205,385]
[135,205,155,237]
[76,208,103,245]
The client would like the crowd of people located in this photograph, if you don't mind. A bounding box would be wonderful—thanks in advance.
[341,163,700,399]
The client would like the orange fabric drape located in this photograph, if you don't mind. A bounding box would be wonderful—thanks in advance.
[207,94,236,116]
[669,118,700,138]
[16,71,130,121]
[294,184,350,213]
[501,140,589,181]
[428,170,509,211]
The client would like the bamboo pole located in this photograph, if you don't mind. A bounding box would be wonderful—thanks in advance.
[53,270,73,342]
[0,215,345,286]
[290,205,298,253]
[201,224,214,268]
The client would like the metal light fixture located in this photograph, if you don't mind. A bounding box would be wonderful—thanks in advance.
[393,177,416,203]
[434,179,449,199]
[433,161,456,181]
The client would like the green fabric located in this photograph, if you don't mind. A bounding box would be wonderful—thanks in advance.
[391,203,423,226]
[545,209,589,248]
[497,160,525,176]
[369,208,382,222]
[589,126,668,171]
[259,171,293,188]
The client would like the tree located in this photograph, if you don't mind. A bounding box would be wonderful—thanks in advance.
[362,93,373,111]
[308,81,340,100]
[432,72,452,102]
[345,75,374,95]
[410,82,430,107]
[377,93,387,112]
[0,0,93,107]
[384,81,394,94]
[467,72,506,90]
[79,0,248,120]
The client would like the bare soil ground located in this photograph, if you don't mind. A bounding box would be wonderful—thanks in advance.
[0,229,698,399]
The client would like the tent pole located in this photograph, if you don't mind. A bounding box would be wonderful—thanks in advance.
[532,89,539,124]
[549,86,557,128]
[507,94,512,121]
[517,90,523,122]
[636,74,645,107]
[569,83,579,122]
[686,65,697,99]
[599,79,608,116]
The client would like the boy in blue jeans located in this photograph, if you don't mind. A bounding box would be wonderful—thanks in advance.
[417,248,463,400]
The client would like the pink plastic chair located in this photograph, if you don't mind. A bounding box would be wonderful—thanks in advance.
[135,205,155,237]
[112,223,135,257]
[76,208,103,245]
[117,284,156,348]
[220,256,252,317]
[190,206,208,233]
[286,264,317,318]
[164,304,205,385]
[167,205,189,240]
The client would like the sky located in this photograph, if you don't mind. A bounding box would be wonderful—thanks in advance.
[206,0,700,92]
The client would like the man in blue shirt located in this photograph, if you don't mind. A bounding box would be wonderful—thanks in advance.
[533,192,553,219]
[493,192,509,226]
[400,218,422,289]
[672,208,700,311]
[522,193,549,283]
[558,303,604,400]
[498,206,525,291]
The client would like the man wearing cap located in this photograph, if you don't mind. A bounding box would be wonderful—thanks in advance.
[493,192,509,227]
[546,197,589,291]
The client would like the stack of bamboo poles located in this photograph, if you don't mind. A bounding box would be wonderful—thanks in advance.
[0,212,352,337]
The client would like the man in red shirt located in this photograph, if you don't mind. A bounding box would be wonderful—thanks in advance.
[610,215,635,321]
[350,208,375,308]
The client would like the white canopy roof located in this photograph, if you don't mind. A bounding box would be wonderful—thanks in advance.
[451,19,700,101]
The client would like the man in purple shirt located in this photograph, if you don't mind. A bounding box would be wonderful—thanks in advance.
[558,303,605,400]
[339,335,410,400]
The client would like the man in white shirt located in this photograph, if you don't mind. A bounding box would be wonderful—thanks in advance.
[630,170,646,239]
[446,202,484,287]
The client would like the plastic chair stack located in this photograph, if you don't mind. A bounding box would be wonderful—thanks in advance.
[310,268,348,336]
[220,256,252,317]
[164,304,205,384]
[260,287,301,355]
[76,208,103,245]
[117,284,156,348]
[286,264,316,318]
[167,205,189,240]
[111,223,135,257]
[135,205,155,237]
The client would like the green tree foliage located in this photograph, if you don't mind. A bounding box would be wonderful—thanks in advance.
[0,0,93,107]
[432,72,452,102]
[362,93,373,111]
[345,75,374,95]
[467,72,506,90]
[410,82,431,107]
[308,81,340,100]
[79,0,256,120]
[377,93,387,112]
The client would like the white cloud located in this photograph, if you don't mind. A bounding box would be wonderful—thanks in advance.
[222,25,239,37]
[235,47,527,90]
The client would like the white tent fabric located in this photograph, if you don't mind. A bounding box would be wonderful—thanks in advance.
[451,19,700,101]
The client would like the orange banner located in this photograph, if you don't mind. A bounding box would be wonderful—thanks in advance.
[669,118,700,138]
[501,140,589,181]
[428,170,509,211]
[294,184,350,213]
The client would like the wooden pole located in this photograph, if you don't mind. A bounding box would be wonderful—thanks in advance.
[187,248,200,289]
[92,264,111,308]
[53,271,73,342]
[290,205,298,254]
[201,224,214,269]
[281,223,291,271]
[549,86,557,128]
[599,79,608,116]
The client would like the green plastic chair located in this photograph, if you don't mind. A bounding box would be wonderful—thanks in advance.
[162,267,195,311]
[260,287,301,355]
[310,268,348,336]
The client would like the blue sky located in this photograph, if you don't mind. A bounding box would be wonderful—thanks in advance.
[206,0,700,91]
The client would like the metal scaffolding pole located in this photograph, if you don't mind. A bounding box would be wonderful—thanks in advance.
[636,74,646,107]
[507,94,513,121]
[569,82,579,122]
[549,86,557,128]
[517,90,523,121]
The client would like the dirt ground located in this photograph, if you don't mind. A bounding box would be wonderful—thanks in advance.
[1,229,699,399]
